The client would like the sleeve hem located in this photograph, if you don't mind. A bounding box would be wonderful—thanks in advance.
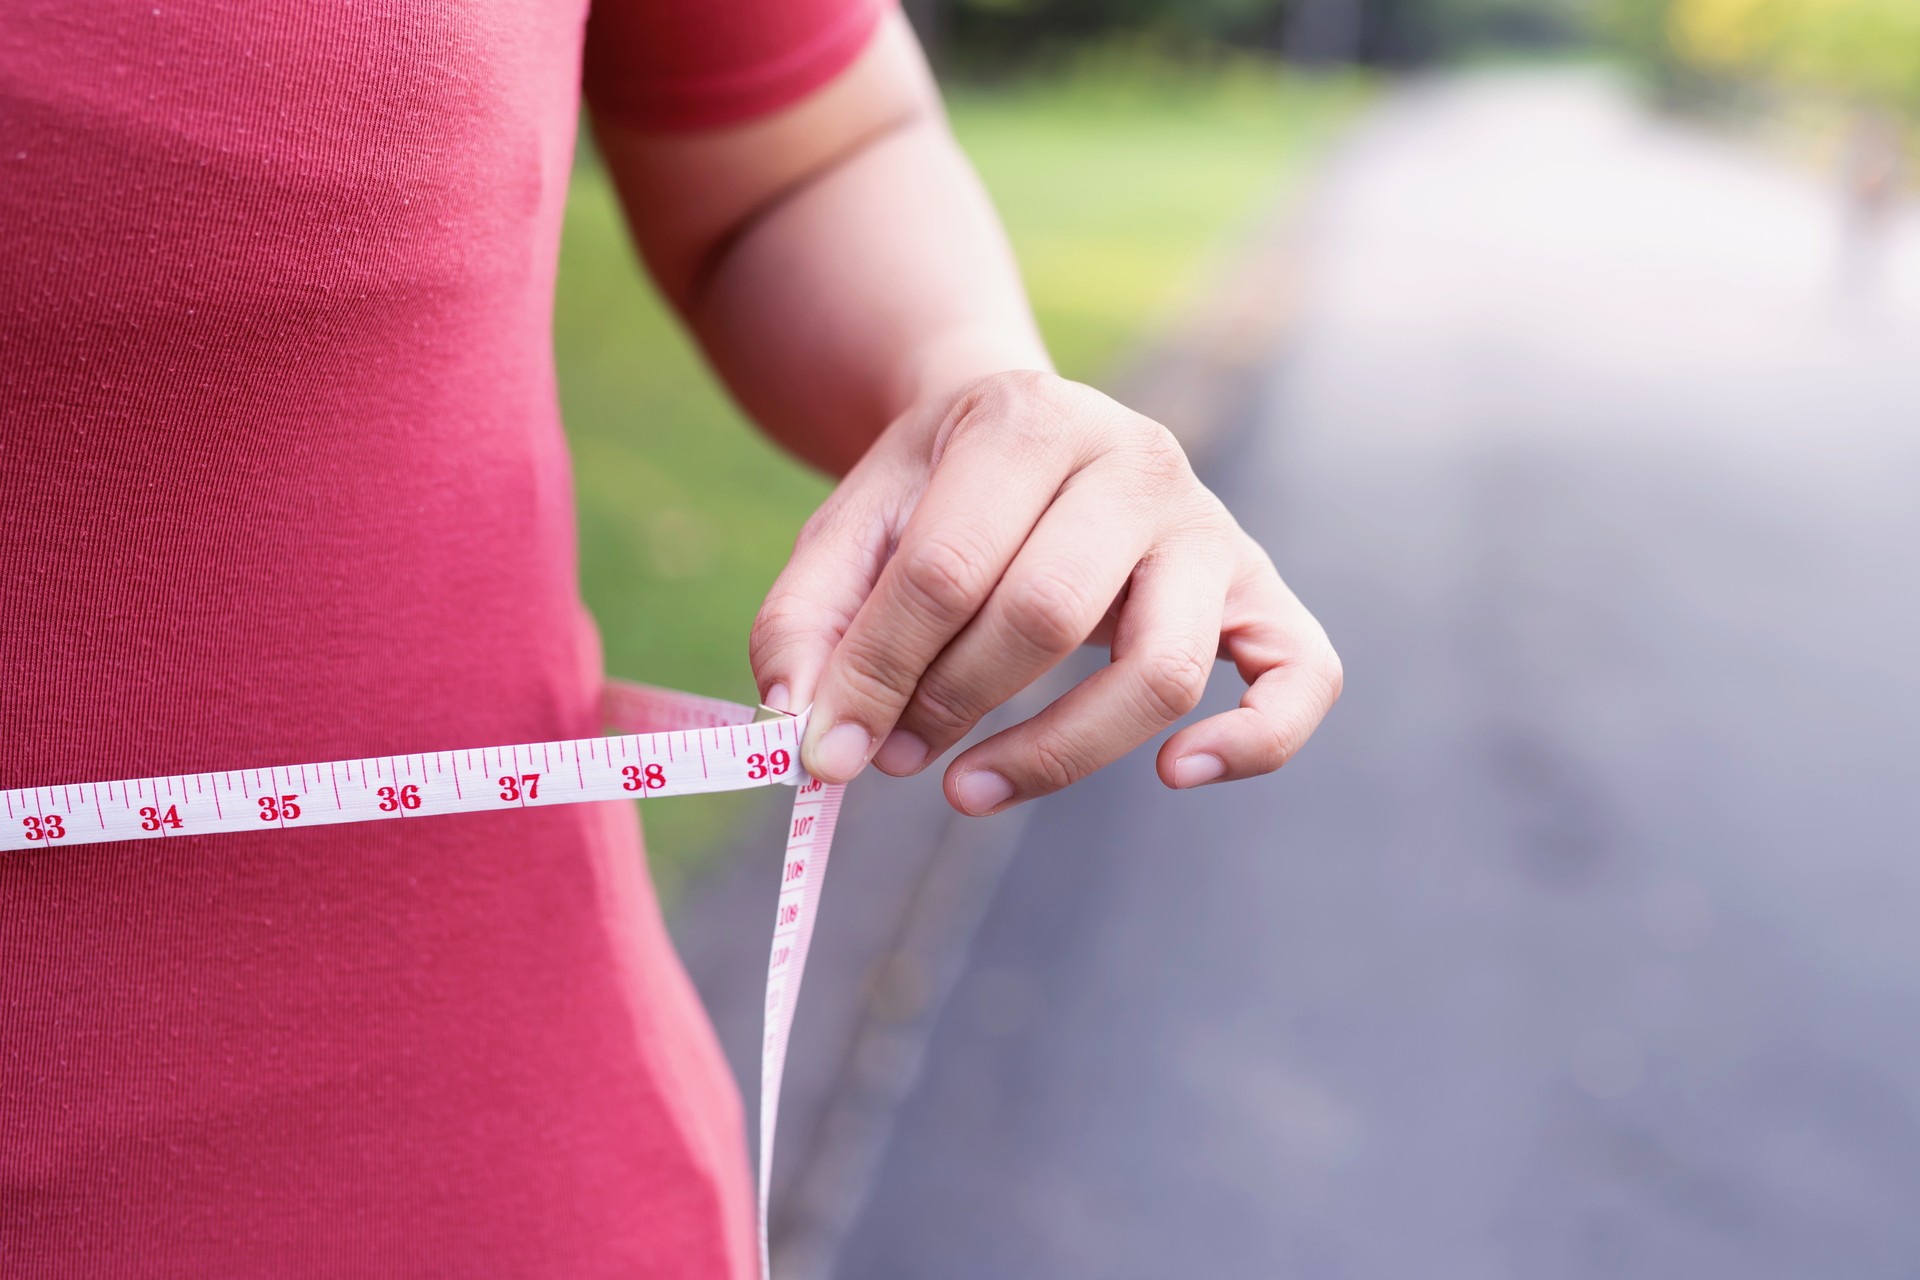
[585,0,891,133]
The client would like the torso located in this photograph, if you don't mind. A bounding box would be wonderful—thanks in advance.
[0,3,752,1273]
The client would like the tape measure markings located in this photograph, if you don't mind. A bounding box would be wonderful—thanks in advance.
[0,720,814,852]
[3,681,843,1280]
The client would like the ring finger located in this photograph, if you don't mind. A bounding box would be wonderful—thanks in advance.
[941,542,1230,815]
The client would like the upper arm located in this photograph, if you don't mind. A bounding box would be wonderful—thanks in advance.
[586,6,941,312]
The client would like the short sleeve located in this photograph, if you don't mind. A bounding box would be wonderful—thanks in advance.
[582,0,893,131]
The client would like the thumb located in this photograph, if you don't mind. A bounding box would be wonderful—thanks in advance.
[749,470,898,715]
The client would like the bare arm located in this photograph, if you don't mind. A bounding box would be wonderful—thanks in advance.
[596,16,1037,474]
[594,13,1341,813]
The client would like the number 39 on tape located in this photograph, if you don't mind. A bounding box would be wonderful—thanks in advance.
[1,679,844,1280]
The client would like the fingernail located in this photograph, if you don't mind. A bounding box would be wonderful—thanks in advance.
[809,722,872,783]
[874,729,929,776]
[764,683,791,713]
[954,770,1015,816]
[1173,753,1227,788]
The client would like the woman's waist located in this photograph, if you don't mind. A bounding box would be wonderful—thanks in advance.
[0,583,606,792]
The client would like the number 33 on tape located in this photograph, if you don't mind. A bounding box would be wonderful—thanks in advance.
[1,679,844,1280]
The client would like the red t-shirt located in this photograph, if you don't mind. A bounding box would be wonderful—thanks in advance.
[0,1,883,1274]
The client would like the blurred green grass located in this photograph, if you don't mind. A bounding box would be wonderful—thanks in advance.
[554,62,1365,888]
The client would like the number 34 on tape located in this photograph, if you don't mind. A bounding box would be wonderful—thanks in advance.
[1,679,844,1280]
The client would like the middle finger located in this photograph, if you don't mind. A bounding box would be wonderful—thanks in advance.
[873,469,1160,775]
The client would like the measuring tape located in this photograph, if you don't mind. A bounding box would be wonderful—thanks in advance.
[1,679,842,1280]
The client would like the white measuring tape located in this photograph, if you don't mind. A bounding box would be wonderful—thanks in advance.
[1,679,842,1280]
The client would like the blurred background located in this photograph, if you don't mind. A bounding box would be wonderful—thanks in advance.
[558,2,1919,1276]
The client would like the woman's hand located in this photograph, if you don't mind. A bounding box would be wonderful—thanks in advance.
[750,370,1342,816]
[599,18,1333,814]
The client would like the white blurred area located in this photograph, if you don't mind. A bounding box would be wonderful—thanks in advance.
[812,55,1920,1278]
[1306,69,1920,372]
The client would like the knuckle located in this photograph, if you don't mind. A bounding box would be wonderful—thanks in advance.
[1127,424,1196,495]
[834,637,919,708]
[1136,644,1211,721]
[1318,644,1346,706]
[793,506,831,552]
[1019,370,1085,420]
[1189,490,1236,538]
[791,494,856,557]
[1292,620,1344,708]
[906,676,980,739]
[1253,716,1296,772]
[1025,731,1087,794]
[897,532,994,625]
[1255,691,1332,773]
[1002,567,1098,653]
[748,593,809,668]
[951,371,1086,455]
[982,368,1069,414]
[1231,526,1280,578]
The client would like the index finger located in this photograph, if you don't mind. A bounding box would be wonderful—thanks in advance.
[802,404,1086,783]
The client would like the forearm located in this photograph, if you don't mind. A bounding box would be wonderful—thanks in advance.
[593,13,1048,476]
[687,115,1049,475]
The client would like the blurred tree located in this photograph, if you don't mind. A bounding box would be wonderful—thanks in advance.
[1604,0,1681,83]
[916,0,1437,68]
[1771,0,1920,113]
[1627,0,1920,114]
[928,0,1291,62]
[1285,0,1367,64]
[900,0,951,62]
[1429,0,1601,52]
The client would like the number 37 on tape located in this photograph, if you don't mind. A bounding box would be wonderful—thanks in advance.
[1,681,843,1280]
[1,707,808,851]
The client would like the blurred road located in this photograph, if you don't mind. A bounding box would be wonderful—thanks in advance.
[830,73,1920,1278]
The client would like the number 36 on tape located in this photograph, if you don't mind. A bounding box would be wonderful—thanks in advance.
[1,679,844,1280]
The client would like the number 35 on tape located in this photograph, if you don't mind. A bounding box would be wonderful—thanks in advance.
[1,679,844,1280]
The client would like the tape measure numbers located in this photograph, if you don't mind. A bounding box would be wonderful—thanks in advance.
[1,679,843,1280]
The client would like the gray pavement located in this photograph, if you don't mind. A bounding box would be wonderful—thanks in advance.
[816,73,1920,1278]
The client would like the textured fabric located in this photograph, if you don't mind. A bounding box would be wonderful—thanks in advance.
[585,0,887,129]
[0,1,880,1275]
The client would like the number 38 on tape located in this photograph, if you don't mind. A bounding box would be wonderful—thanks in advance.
[1,680,843,1280]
